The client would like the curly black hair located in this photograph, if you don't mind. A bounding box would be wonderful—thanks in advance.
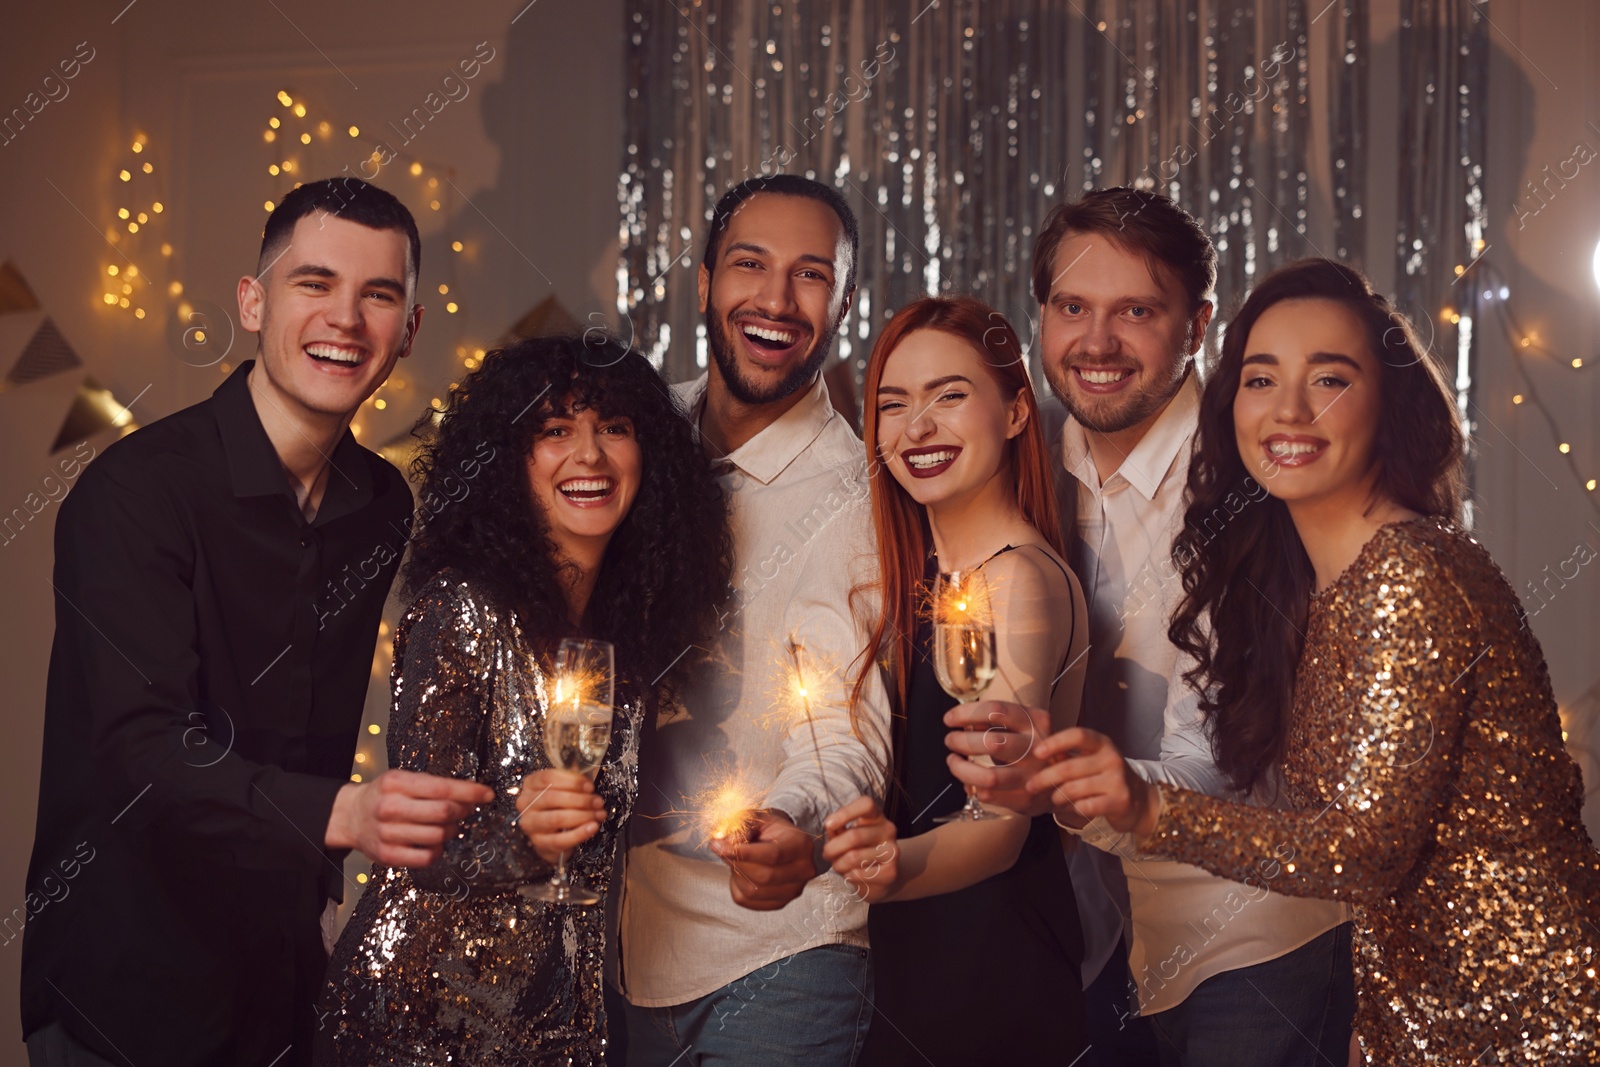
[401,333,733,698]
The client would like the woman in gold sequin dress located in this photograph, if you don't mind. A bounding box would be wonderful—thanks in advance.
[1026,259,1600,1065]
[315,335,732,1066]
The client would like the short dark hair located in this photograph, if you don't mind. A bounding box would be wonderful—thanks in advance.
[257,178,422,293]
[1031,187,1216,313]
[701,174,860,293]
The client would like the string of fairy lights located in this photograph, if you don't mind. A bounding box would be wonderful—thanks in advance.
[1440,255,1600,520]
[98,91,490,453]
[98,133,175,320]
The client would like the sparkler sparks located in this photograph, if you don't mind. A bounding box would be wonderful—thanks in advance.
[696,774,761,845]
[931,569,994,628]
[764,637,836,805]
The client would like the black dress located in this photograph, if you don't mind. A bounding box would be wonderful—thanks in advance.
[862,548,1087,1067]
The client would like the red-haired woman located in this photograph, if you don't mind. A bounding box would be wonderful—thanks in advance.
[823,295,1089,1064]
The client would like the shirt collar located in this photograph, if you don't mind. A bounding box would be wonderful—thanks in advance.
[214,360,375,523]
[1060,371,1201,501]
[680,371,838,485]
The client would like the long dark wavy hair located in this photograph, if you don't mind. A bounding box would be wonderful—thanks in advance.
[401,334,733,699]
[1168,259,1464,794]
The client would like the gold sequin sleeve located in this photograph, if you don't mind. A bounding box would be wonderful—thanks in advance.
[1144,537,1478,901]
[1141,519,1600,1064]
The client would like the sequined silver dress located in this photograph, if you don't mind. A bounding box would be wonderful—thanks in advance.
[1144,518,1600,1064]
[317,573,643,1066]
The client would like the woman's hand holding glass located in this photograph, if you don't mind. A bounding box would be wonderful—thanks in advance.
[1026,727,1160,838]
[822,795,901,904]
[517,768,607,865]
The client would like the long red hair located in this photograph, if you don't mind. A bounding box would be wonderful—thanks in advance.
[849,295,1065,725]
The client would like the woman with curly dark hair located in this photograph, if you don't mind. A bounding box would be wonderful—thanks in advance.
[317,334,733,1066]
[1024,259,1600,1064]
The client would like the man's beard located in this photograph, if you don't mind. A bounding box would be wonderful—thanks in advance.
[706,301,838,406]
[1044,324,1194,434]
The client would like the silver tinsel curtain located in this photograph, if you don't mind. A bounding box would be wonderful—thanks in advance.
[620,0,1487,427]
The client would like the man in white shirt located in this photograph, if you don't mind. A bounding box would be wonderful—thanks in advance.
[615,174,890,1067]
[949,188,1352,1066]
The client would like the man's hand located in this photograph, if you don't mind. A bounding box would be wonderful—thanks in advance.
[710,809,817,912]
[324,769,494,867]
[517,769,607,865]
[943,700,1055,816]
[1028,727,1158,837]
[822,795,900,904]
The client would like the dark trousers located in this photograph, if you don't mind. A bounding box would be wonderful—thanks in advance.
[26,1022,126,1067]
[1082,945,1162,1067]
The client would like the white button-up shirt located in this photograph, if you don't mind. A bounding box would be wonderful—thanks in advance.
[615,373,890,1008]
[1052,374,1347,1014]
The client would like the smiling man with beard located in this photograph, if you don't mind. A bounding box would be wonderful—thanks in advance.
[615,174,890,1067]
[944,188,1355,1067]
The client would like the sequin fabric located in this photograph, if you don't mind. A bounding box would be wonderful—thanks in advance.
[316,573,643,1066]
[1145,518,1600,1064]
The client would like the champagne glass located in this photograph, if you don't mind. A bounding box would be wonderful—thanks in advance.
[931,570,1001,823]
[522,638,615,905]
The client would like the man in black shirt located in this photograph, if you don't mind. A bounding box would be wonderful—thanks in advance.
[21,179,494,1066]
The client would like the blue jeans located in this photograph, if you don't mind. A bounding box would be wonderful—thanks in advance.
[623,944,873,1067]
[1147,922,1355,1067]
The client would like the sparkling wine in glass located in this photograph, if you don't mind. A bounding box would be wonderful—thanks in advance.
[931,570,1001,824]
[522,638,615,905]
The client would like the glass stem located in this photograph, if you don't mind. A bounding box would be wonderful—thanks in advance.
[553,850,569,892]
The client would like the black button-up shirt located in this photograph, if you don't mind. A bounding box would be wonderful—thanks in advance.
[21,361,412,1065]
